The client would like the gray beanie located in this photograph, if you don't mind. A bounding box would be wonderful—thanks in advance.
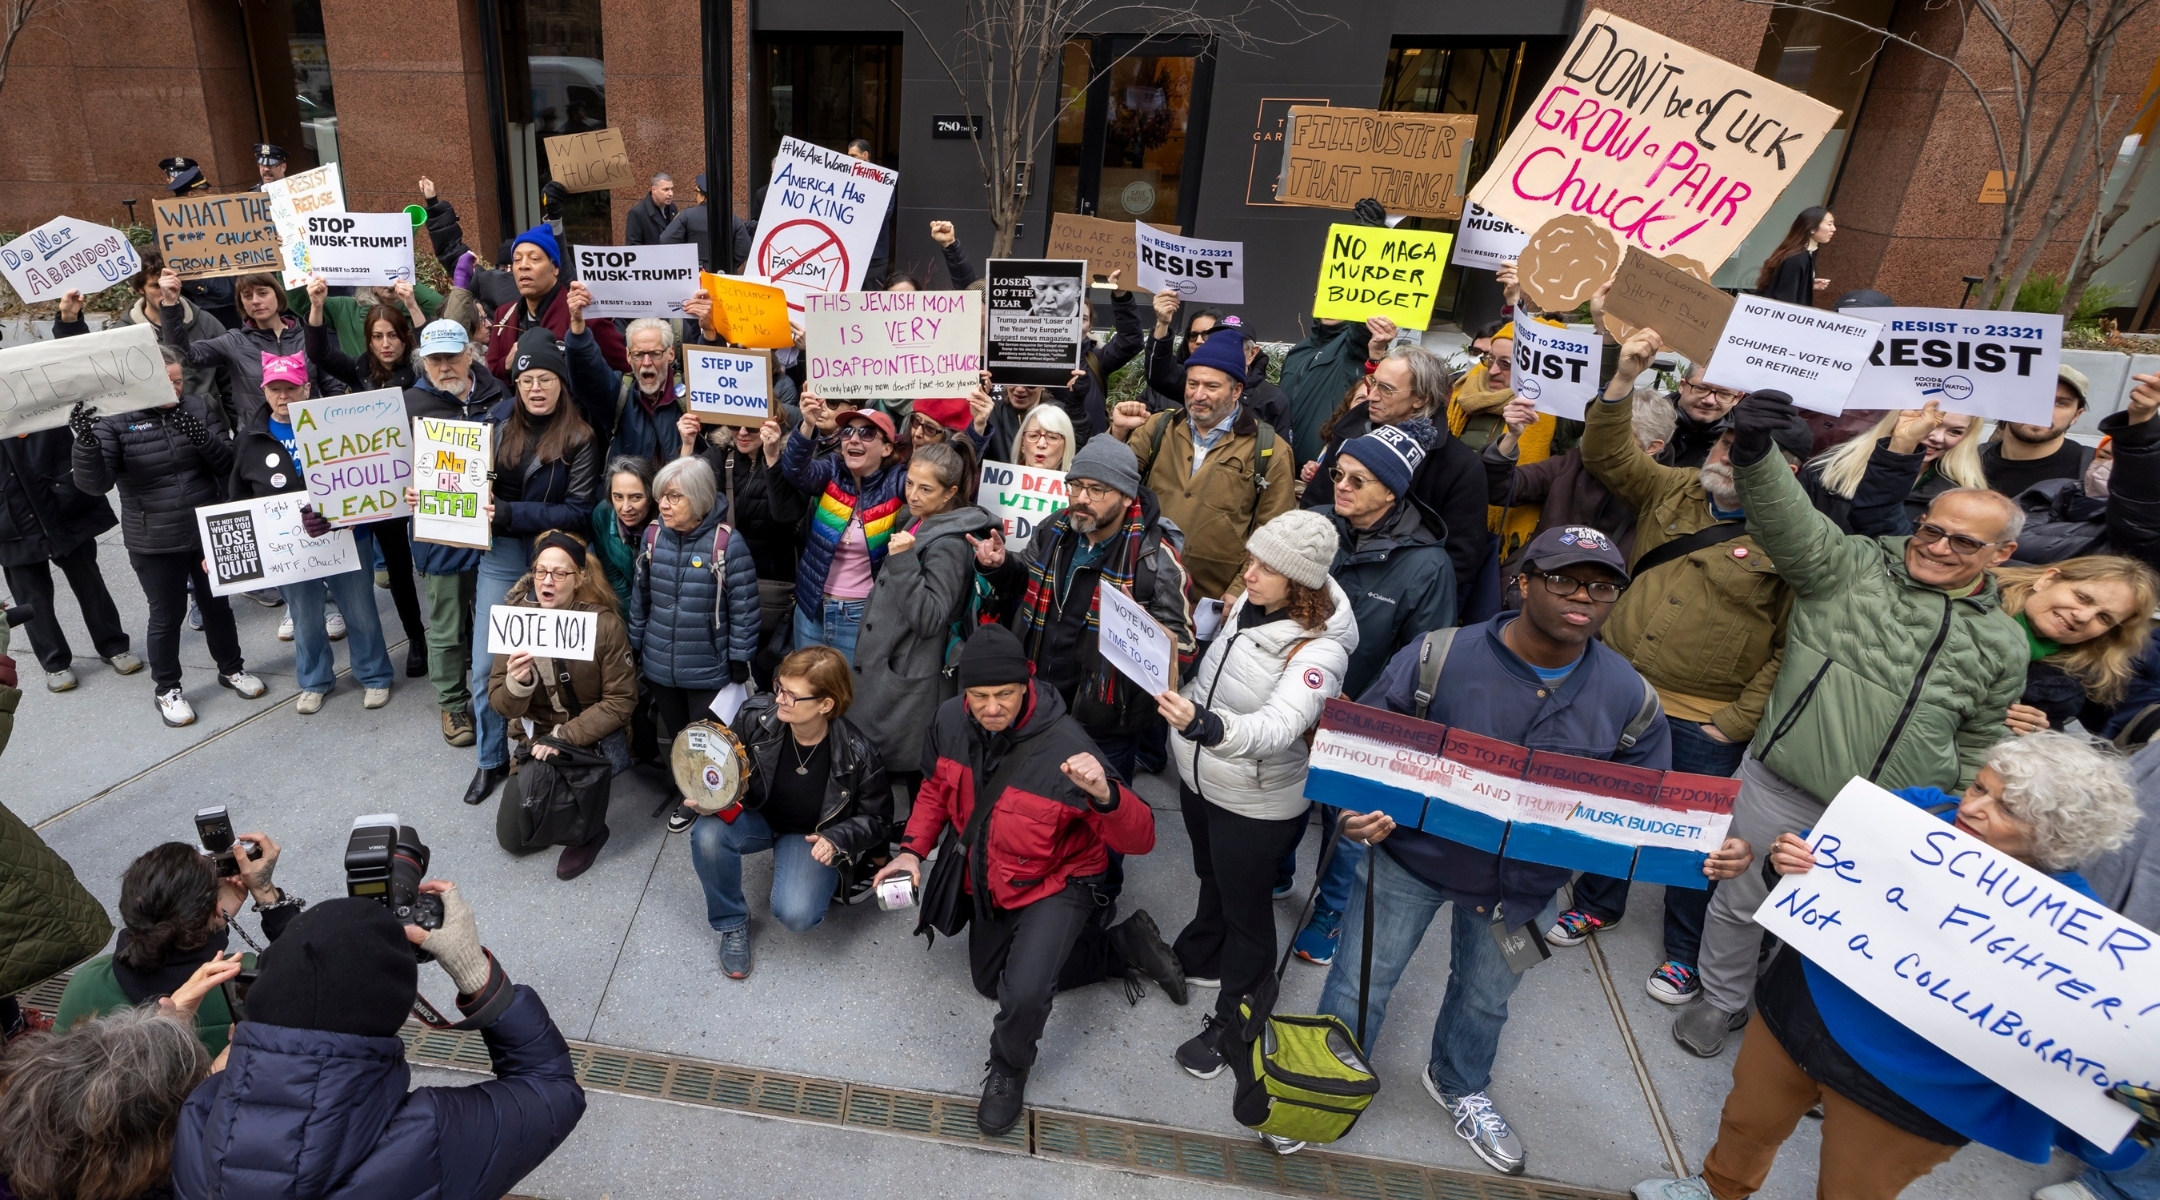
[1066,435,1141,497]
[1245,509,1338,590]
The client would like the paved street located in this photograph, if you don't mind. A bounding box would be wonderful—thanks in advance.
[7,530,2081,1198]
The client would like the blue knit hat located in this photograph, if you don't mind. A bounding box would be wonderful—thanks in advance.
[1184,325,1247,386]
[510,224,561,268]
[1338,424,1425,498]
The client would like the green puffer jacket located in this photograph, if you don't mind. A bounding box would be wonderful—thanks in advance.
[0,801,114,996]
[1736,451,2026,802]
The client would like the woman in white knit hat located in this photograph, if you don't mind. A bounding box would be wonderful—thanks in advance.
[1159,507,1359,1087]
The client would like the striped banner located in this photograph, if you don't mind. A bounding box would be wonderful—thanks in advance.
[1631,773,1740,889]
[1503,752,1670,878]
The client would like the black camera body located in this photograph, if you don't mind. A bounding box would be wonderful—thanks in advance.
[344,814,443,938]
[194,806,260,878]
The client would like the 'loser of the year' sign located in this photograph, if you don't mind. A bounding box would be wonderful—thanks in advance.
[1311,224,1452,331]
[487,605,600,662]
[977,462,1067,550]
[1469,10,1840,271]
[1757,778,2160,1149]
[1510,320,1601,421]
[1844,307,2064,426]
[574,244,699,319]
[684,346,775,426]
[0,215,142,302]
[1134,224,1244,304]
[803,290,982,400]
[290,389,412,525]
[302,213,414,287]
[1704,295,1882,414]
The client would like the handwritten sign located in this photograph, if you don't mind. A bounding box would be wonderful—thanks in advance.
[802,290,982,400]
[1304,698,1450,833]
[1311,224,1451,330]
[746,136,899,310]
[984,262,1083,386]
[0,216,142,302]
[1276,106,1478,220]
[150,195,277,281]
[1450,203,1530,272]
[684,346,775,426]
[301,213,413,287]
[488,605,600,661]
[1510,320,1601,421]
[1045,213,1175,289]
[0,323,170,439]
[1635,773,1741,889]
[1604,246,1735,364]
[976,462,1067,549]
[1843,306,2063,426]
[1135,224,1243,304]
[1979,170,2017,205]
[1756,778,2159,1148]
[264,163,345,287]
[699,272,794,349]
[291,390,412,526]
[574,244,699,319]
[543,128,633,194]
[1097,580,1172,696]
[1468,10,1840,274]
[193,492,360,597]
[1705,294,1882,414]
[1506,751,1687,879]
[411,417,492,550]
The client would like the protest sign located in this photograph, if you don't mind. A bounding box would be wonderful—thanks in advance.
[1757,778,2160,1149]
[0,322,169,439]
[193,492,359,597]
[573,244,699,319]
[151,194,278,280]
[1505,752,1689,878]
[1705,295,1882,414]
[1276,107,1479,220]
[802,290,983,400]
[410,417,492,550]
[487,605,600,661]
[976,462,1067,550]
[1305,699,1449,832]
[684,346,775,426]
[746,136,898,309]
[1632,773,1740,889]
[1045,213,1175,289]
[1468,10,1840,278]
[0,216,142,303]
[543,128,634,194]
[1450,203,1530,272]
[1843,307,2063,426]
[301,213,413,287]
[985,261,1086,386]
[1097,580,1173,696]
[1311,224,1451,331]
[1510,320,1601,421]
[1517,215,1624,313]
[290,390,412,526]
[1423,728,1532,853]
[1604,246,1734,364]
[699,273,794,349]
[1134,224,1244,304]
[264,163,345,287]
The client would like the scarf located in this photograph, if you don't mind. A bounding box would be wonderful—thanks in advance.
[1015,498,1146,707]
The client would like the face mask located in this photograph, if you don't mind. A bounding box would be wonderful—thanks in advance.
[2085,455,2113,499]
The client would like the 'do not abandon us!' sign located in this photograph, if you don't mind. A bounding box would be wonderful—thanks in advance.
[0,215,142,302]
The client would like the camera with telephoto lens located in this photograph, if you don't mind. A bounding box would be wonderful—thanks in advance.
[194,805,260,878]
[344,814,443,939]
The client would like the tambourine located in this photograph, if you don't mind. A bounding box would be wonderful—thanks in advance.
[671,719,750,815]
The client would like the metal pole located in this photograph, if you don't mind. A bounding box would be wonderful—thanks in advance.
[475,0,518,245]
[701,0,734,275]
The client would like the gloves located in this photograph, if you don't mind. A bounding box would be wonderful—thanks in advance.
[452,250,476,290]
[67,401,98,445]
[299,505,332,538]
[1179,708,1225,748]
[171,405,211,447]
[1353,198,1390,227]
[728,659,750,685]
[1728,389,1799,467]
[421,885,492,996]
[2113,1082,2159,1147]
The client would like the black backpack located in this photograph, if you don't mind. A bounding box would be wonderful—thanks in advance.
[2006,479,2108,566]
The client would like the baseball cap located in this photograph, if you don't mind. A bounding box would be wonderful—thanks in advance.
[838,408,897,443]
[1523,524,1630,585]
[418,319,470,356]
[2059,364,2090,404]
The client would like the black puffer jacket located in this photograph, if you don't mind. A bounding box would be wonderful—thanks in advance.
[0,428,115,567]
[72,397,234,555]
[228,403,308,501]
[705,446,810,583]
[727,694,891,864]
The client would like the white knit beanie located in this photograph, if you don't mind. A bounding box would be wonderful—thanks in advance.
[1245,509,1338,590]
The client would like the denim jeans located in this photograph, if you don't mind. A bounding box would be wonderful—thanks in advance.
[281,567,395,693]
[468,541,527,769]
[2082,1150,2160,1200]
[1311,806,1368,916]
[1318,847,1528,1097]
[792,597,867,665]
[689,808,838,934]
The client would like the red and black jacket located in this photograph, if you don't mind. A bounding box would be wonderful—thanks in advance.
[901,683,1155,911]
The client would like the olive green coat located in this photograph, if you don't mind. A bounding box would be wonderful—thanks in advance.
[0,801,114,997]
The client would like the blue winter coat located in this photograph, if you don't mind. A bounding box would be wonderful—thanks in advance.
[170,985,585,1200]
[628,499,760,689]
[566,325,695,466]
[780,427,907,619]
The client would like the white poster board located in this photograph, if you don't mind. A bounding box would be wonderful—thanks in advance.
[301,213,414,287]
[1844,307,2064,426]
[264,163,346,288]
[684,346,775,426]
[1134,224,1245,304]
[1756,778,2157,1150]
[487,605,599,661]
[1704,295,1882,415]
[573,244,700,319]
[0,323,172,438]
[976,462,1067,550]
[194,493,360,597]
[801,290,983,400]
[1509,321,1601,421]
[1097,580,1172,696]
[290,390,413,526]
[411,417,493,550]
[745,136,898,311]
[0,216,141,304]
[1449,203,1530,272]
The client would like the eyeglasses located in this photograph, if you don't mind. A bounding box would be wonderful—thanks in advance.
[1679,380,1743,403]
[1328,468,1380,491]
[1912,522,2007,556]
[532,567,579,582]
[1023,429,1065,443]
[775,687,822,706]
[1538,571,1626,604]
[657,491,689,505]
[1368,378,1406,398]
[836,424,883,442]
[629,349,671,362]
[1069,481,1120,501]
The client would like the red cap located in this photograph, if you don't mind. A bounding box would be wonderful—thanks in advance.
[912,397,972,431]
[839,408,898,443]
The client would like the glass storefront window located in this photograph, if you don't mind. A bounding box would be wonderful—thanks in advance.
[1096,54,1194,224]
[498,0,610,245]
[1381,40,1526,320]
[752,36,902,192]
[242,0,338,174]
[1052,39,1092,217]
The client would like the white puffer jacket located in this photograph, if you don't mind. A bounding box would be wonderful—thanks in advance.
[1173,576,1359,820]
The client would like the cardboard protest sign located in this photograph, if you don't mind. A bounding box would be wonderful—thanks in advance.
[1469,10,1840,278]
[1705,295,1882,414]
[0,216,142,302]
[1517,215,1622,313]
[1045,213,1175,289]
[542,128,633,194]
[1276,106,1479,219]
[1134,224,1243,303]
[410,417,492,550]
[1504,752,1687,879]
[802,290,983,400]
[699,273,793,349]
[1632,773,1740,889]
[1510,320,1601,421]
[573,244,699,319]
[746,136,898,310]
[487,605,600,661]
[985,261,1086,386]
[193,492,359,597]
[1604,246,1734,364]
[151,194,278,280]
[301,213,413,287]
[1450,203,1530,272]
[1844,307,2063,426]
[976,462,1067,549]
[1305,699,1449,832]
[264,163,345,287]
[1097,580,1173,696]
[684,346,775,426]
[1757,778,2160,1149]
[0,323,170,439]
[290,390,412,526]
[1311,225,1451,331]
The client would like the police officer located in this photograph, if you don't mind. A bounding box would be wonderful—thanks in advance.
[155,155,239,331]
[253,143,289,188]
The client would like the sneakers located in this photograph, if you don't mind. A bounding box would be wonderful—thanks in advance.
[2034,1183,2104,1200]
[1672,1002,1749,1058]
[45,668,77,693]
[325,608,346,641]
[1631,1177,1716,1200]
[156,687,196,727]
[1293,908,1341,966]
[442,709,476,747]
[277,613,294,641]
[106,651,143,675]
[296,691,324,715]
[1261,1133,1306,1156]
[1427,1070,1525,1176]
[1184,974,1221,990]
[187,596,204,631]
[248,588,283,607]
[719,927,752,979]
[363,686,390,709]
[218,671,266,699]
[1175,1016,1229,1079]
[1647,961,1701,1005]
[374,568,391,589]
[836,874,877,906]
[977,1061,1027,1137]
[1109,910,1188,1005]
[1272,878,1296,900]
[1544,908,1614,947]
[666,805,696,834]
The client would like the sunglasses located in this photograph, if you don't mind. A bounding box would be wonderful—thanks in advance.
[1328,468,1380,491]
[1912,522,2006,556]
[837,424,883,443]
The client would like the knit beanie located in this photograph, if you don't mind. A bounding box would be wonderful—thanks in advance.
[1066,435,1141,498]
[510,223,562,268]
[1245,509,1339,589]
[957,623,1033,689]
[1184,325,1247,385]
[1337,424,1425,498]
[244,898,419,1038]
[512,326,570,382]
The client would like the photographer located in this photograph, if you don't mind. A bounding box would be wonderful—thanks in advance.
[169,885,587,1200]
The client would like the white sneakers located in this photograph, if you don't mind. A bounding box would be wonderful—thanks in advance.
[156,688,196,727]
[277,614,294,641]
[296,691,325,715]
[219,671,267,699]
[279,612,346,641]
[363,687,390,709]
[45,668,76,693]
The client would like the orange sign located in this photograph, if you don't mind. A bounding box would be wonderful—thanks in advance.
[699,273,794,349]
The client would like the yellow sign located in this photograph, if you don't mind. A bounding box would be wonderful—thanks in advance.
[700,272,794,349]
[1310,224,1452,330]
[1978,171,2017,204]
